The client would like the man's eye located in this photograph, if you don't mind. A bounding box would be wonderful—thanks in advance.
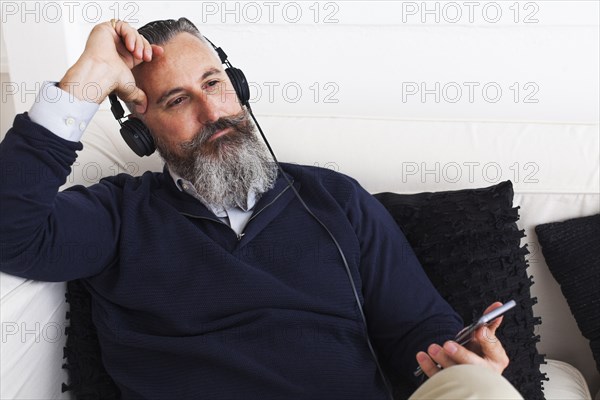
[205,80,220,92]
[168,97,185,107]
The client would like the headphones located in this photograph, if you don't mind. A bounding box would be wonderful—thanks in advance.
[108,37,250,157]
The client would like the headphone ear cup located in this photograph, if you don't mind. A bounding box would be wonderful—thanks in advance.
[226,67,250,107]
[119,118,155,157]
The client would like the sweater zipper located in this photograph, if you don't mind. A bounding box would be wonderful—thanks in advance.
[247,182,293,223]
[178,181,293,241]
[179,212,244,240]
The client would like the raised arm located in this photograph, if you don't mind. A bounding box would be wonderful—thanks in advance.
[0,20,160,281]
[60,19,160,109]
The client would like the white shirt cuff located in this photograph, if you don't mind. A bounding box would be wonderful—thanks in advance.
[28,81,100,142]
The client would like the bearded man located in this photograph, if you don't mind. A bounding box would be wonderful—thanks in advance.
[0,18,522,400]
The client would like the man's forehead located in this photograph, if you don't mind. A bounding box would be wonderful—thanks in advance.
[133,33,223,93]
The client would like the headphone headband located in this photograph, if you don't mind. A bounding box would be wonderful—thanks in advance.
[202,36,228,64]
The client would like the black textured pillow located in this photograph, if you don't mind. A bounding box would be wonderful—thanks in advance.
[374,181,547,400]
[535,214,600,374]
[62,280,121,399]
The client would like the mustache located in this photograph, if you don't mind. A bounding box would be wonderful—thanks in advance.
[180,111,249,150]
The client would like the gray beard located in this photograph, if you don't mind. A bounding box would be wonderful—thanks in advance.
[154,109,278,210]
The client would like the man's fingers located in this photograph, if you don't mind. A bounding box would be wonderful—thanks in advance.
[476,327,510,371]
[112,20,135,52]
[106,19,163,64]
[416,343,462,378]
[117,86,148,115]
[446,336,509,373]
[106,19,159,111]
[133,33,143,60]
[416,351,440,378]
[132,92,148,115]
[112,20,145,62]
[151,44,164,58]
[416,303,512,379]
[486,302,504,334]
[443,340,486,367]
[142,38,153,62]
[483,302,504,315]
[482,301,505,335]
[426,343,458,372]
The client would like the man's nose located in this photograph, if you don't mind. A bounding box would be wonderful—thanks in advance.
[196,95,222,124]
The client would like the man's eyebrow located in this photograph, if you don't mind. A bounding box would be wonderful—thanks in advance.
[156,67,222,105]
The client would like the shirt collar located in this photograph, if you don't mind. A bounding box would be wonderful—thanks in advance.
[167,166,258,217]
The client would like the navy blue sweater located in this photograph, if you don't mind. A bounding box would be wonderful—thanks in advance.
[0,114,462,399]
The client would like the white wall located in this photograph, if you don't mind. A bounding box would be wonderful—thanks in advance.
[2,1,599,121]
[1,25,14,136]
[2,1,598,189]
[4,1,596,195]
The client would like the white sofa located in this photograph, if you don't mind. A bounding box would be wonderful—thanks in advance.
[1,2,598,398]
[1,108,598,399]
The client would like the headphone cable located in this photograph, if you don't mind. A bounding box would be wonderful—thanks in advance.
[246,104,395,400]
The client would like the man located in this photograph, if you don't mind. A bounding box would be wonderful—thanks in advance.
[0,18,521,399]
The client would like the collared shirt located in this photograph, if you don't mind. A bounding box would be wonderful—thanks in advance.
[168,168,257,237]
[28,81,254,236]
[29,81,99,142]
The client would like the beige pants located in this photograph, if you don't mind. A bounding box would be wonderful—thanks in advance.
[409,365,524,400]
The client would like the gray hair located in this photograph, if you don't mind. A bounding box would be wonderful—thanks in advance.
[138,17,208,47]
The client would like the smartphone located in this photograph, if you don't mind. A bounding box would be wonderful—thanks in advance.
[414,300,517,377]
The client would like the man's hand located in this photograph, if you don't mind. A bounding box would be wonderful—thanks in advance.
[415,302,510,378]
[58,20,163,112]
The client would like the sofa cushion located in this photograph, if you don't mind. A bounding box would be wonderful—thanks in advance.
[535,214,600,375]
[374,180,547,400]
[541,359,592,400]
[62,280,120,399]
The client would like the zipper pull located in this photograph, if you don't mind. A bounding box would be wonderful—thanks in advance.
[237,233,245,241]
